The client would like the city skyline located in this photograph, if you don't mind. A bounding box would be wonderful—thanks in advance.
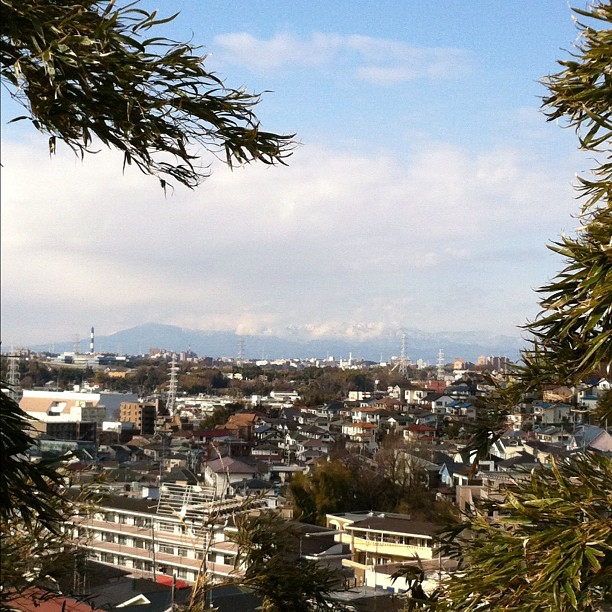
[1,1,587,347]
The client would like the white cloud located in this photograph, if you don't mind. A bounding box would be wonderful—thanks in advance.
[1,127,577,346]
[212,31,472,83]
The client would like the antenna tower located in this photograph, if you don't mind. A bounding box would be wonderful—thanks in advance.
[437,349,446,380]
[165,354,179,415]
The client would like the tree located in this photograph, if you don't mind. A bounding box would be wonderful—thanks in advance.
[517,1,612,389]
[437,453,612,611]
[1,0,294,189]
[229,511,348,611]
[0,386,86,606]
[594,388,612,426]
[423,3,612,610]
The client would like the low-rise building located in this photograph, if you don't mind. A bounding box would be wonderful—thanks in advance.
[69,482,263,584]
[326,511,443,589]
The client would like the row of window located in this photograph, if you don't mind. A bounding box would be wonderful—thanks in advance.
[92,553,194,581]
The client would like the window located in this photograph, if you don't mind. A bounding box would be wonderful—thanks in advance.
[160,545,175,555]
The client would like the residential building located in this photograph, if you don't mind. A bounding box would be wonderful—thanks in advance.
[69,482,263,584]
[120,402,157,435]
[326,511,443,590]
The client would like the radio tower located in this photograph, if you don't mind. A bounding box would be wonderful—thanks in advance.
[165,354,179,415]
[437,349,446,380]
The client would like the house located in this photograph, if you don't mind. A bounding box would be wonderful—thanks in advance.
[351,406,387,424]
[490,432,527,460]
[532,401,573,425]
[421,393,455,414]
[384,413,413,432]
[403,424,436,442]
[203,457,259,497]
[404,384,428,405]
[439,458,474,489]
[296,438,332,462]
[567,425,612,453]
[523,440,568,464]
[445,382,479,398]
[533,425,567,444]
[341,422,377,451]
[224,413,260,441]
[5,589,105,612]
[445,400,477,419]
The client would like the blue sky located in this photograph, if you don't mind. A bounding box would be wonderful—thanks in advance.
[0,1,593,349]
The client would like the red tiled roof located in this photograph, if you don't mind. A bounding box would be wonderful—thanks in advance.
[6,589,105,612]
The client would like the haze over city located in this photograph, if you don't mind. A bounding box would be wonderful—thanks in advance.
[1,1,586,348]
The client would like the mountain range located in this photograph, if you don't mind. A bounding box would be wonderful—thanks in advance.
[31,323,527,364]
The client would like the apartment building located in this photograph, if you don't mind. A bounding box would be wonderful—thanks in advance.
[119,401,157,435]
[69,482,264,584]
[326,511,444,591]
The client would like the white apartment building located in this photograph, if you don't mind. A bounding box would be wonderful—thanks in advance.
[69,483,264,584]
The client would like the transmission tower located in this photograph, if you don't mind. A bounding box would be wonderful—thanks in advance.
[6,352,21,402]
[437,349,446,380]
[165,354,179,415]
[237,337,246,367]
[390,333,411,377]
[398,333,410,377]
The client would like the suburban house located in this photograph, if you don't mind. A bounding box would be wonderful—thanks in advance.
[202,457,259,497]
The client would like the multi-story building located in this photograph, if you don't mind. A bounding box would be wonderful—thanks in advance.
[119,401,157,435]
[326,511,446,592]
[20,390,107,430]
[69,482,264,584]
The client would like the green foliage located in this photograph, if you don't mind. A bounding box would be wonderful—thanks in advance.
[0,0,294,188]
[519,0,612,387]
[290,454,437,525]
[0,386,87,606]
[419,4,612,610]
[289,460,356,525]
[230,511,347,611]
[437,453,612,611]
[0,387,69,533]
[198,405,230,430]
[594,388,612,425]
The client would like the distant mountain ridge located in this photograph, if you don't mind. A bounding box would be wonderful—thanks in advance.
[30,323,526,363]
